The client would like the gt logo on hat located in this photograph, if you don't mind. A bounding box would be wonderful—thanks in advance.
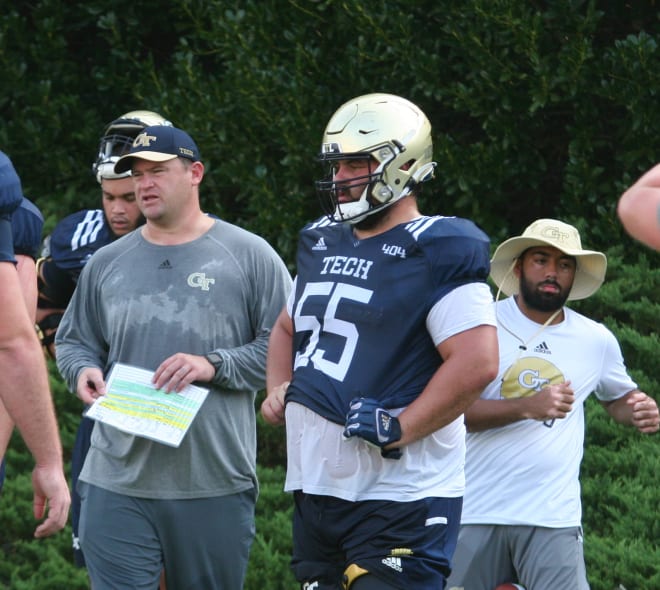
[114,125,201,174]
[133,133,157,148]
[539,225,571,245]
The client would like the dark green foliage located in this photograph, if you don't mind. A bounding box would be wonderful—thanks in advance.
[4,0,660,259]
[1,1,659,588]
[582,398,660,590]
[247,465,296,589]
[256,393,288,468]
[575,245,659,590]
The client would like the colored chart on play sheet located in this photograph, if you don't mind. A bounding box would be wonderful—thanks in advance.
[85,362,209,447]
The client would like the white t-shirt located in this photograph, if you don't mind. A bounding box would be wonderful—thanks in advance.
[461,296,637,527]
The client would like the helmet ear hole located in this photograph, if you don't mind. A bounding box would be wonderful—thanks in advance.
[374,183,393,202]
[413,162,436,184]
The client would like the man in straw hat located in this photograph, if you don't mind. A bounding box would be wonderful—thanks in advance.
[447,218,659,590]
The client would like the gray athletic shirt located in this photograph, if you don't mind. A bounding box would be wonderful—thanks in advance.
[56,219,292,499]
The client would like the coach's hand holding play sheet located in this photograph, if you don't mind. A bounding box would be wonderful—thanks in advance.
[85,362,209,447]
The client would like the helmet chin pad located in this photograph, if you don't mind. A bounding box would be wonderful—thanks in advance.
[334,199,371,223]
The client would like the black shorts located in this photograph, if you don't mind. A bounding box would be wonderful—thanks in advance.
[292,491,462,589]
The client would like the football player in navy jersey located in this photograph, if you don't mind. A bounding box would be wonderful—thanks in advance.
[0,150,69,536]
[0,196,44,493]
[261,93,499,590]
[35,110,172,569]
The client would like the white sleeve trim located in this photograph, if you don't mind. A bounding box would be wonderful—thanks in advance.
[426,283,495,346]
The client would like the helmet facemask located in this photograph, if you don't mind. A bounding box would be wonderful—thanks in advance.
[316,149,389,223]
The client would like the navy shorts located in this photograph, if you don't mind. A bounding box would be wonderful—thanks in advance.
[292,491,462,589]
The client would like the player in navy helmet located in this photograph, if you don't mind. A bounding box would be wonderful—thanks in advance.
[35,110,171,569]
[262,93,500,590]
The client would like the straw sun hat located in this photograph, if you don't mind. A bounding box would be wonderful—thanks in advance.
[490,219,607,301]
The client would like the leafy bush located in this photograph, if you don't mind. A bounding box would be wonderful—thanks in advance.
[1,1,658,588]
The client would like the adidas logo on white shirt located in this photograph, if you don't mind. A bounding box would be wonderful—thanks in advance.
[534,341,551,354]
[312,237,327,251]
[381,556,402,572]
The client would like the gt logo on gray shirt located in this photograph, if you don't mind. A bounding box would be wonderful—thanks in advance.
[187,272,215,291]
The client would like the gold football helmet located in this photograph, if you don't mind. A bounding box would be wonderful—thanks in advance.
[93,110,172,182]
[316,93,436,223]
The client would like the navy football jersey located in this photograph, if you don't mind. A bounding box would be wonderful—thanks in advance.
[12,197,44,259]
[46,209,115,276]
[286,215,491,425]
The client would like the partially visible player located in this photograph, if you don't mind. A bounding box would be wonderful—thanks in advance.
[36,110,172,356]
[0,150,70,537]
[618,163,660,250]
[35,110,172,568]
[0,196,44,493]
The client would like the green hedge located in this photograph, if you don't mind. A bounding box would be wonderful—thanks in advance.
[3,1,660,258]
[1,1,658,588]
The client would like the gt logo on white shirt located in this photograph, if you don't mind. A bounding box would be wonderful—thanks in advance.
[518,369,550,391]
[500,357,565,399]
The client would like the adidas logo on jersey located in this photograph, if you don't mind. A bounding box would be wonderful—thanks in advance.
[159,259,172,269]
[312,237,327,251]
[534,341,551,354]
[381,556,403,572]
